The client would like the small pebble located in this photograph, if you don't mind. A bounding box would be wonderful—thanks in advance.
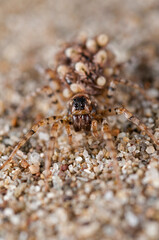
[128,145,136,153]
[39,132,49,141]
[4,208,14,217]
[75,156,83,163]
[29,164,40,174]
[60,164,68,171]
[145,222,159,238]
[146,146,155,154]
[125,211,139,227]
[104,191,114,201]
[20,160,29,169]
[28,152,40,165]
[14,183,27,198]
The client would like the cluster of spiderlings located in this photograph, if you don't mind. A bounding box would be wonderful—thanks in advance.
[54,34,118,98]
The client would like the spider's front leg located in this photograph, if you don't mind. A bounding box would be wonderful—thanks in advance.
[115,106,159,147]
[0,115,63,170]
[45,122,60,190]
[107,77,158,104]
[114,77,158,103]
[46,123,59,173]
[101,105,159,147]
[64,121,73,145]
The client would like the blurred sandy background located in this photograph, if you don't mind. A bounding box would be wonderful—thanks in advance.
[1,0,159,64]
[0,1,159,240]
[0,0,159,106]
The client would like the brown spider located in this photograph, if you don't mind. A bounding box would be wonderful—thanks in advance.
[0,33,159,187]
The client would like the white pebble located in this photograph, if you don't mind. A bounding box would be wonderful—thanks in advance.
[75,156,83,163]
[154,129,159,139]
[39,132,49,141]
[10,215,20,225]
[28,152,40,165]
[4,208,14,217]
[19,232,28,240]
[104,191,114,201]
[84,169,91,174]
[125,211,139,227]
[83,149,90,159]
[118,132,126,138]
[47,192,55,199]
[128,145,136,153]
[34,185,40,192]
[52,176,63,189]
[147,88,158,98]
[68,164,74,173]
[145,222,159,238]
[146,146,155,154]
[54,163,59,170]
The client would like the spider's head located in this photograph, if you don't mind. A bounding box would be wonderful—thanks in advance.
[69,94,95,132]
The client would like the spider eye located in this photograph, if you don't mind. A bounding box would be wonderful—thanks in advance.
[73,96,86,110]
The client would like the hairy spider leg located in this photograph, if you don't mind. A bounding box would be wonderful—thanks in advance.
[106,80,116,104]
[102,120,121,187]
[0,116,63,170]
[91,120,99,138]
[64,121,73,145]
[100,106,159,147]
[11,85,56,126]
[116,78,158,103]
[107,78,158,104]
[45,122,59,190]
[101,105,159,146]
[115,106,159,146]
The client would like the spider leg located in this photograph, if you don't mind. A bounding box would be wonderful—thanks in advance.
[102,120,121,187]
[45,68,57,82]
[107,79,116,104]
[115,106,159,146]
[11,85,56,126]
[45,122,59,190]
[114,77,158,104]
[0,115,63,170]
[64,122,73,145]
[91,120,99,138]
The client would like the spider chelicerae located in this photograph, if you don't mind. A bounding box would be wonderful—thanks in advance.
[1,33,159,187]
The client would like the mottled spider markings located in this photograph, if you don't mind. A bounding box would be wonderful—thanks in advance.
[0,33,159,189]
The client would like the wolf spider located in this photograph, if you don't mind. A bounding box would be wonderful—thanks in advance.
[1,33,159,188]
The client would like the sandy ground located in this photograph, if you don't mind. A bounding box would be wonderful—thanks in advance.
[0,1,159,239]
